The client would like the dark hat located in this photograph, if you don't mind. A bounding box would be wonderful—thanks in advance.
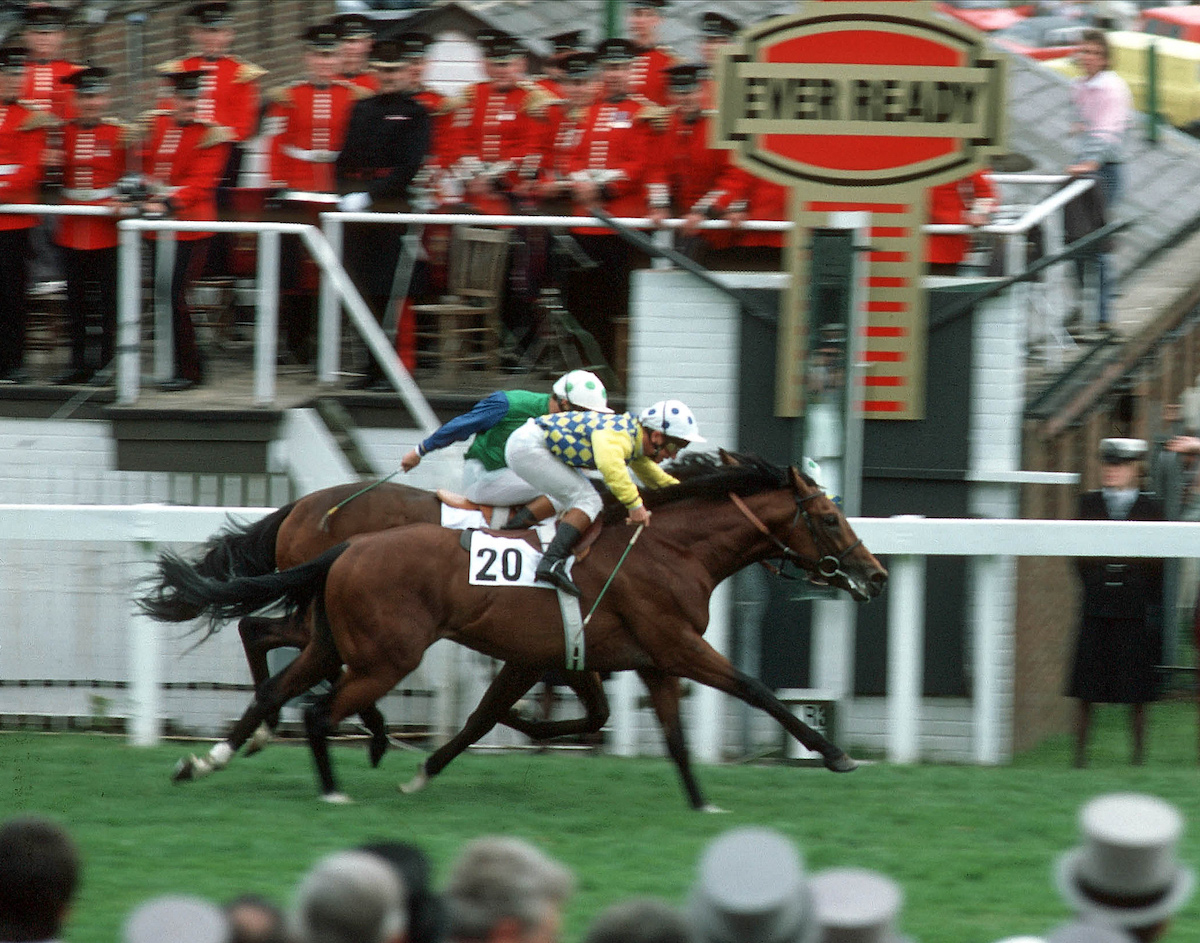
[0,45,27,73]
[331,12,375,40]
[595,37,638,63]
[187,2,233,28]
[300,23,341,51]
[368,38,407,70]
[1098,437,1148,464]
[631,0,669,8]
[701,11,741,39]
[394,31,433,61]
[559,52,597,80]
[64,65,111,95]
[546,29,586,56]
[665,63,706,94]
[477,28,522,62]
[167,69,206,98]
[23,5,70,32]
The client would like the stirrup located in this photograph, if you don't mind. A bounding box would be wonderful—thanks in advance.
[538,558,580,597]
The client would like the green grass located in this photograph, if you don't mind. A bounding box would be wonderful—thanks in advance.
[3,701,1200,943]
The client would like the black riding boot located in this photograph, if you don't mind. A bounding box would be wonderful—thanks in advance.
[536,522,582,597]
[502,505,538,530]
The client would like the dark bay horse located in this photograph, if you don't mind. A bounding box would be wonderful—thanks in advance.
[172,478,611,776]
[141,454,887,805]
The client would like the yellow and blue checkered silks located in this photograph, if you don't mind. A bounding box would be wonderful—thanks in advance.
[535,411,639,468]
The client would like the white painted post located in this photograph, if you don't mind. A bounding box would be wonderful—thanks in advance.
[117,225,142,405]
[254,230,280,406]
[692,581,731,763]
[812,598,855,698]
[972,555,1004,764]
[610,670,639,757]
[153,233,175,383]
[887,521,926,763]
[318,217,342,384]
[127,530,162,746]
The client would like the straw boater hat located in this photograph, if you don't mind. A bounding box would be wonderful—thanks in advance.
[810,868,915,943]
[1054,793,1195,930]
[1097,437,1147,464]
[687,827,819,943]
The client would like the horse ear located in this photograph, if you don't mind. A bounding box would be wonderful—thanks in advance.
[789,465,806,492]
[719,449,739,466]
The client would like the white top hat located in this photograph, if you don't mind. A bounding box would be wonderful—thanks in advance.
[687,827,818,943]
[810,868,914,943]
[124,895,229,943]
[1054,793,1195,929]
[1045,920,1134,943]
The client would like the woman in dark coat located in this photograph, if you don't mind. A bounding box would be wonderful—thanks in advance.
[1069,437,1165,768]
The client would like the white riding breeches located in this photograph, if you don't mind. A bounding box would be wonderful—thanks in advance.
[461,458,543,507]
[505,419,604,521]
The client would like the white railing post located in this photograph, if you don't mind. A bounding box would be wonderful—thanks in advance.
[117,225,142,405]
[886,515,927,764]
[152,233,175,383]
[611,670,639,757]
[318,216,343,384]
[254,230,280,406]
[972,555,1004,764]
[127,523,162,746]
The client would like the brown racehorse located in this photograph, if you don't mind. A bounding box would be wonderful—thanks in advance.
[141,454,887,805]
[174,479,611,775]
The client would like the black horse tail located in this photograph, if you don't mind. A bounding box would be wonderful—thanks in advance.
[194,503,294,581]
[137,542,349,642]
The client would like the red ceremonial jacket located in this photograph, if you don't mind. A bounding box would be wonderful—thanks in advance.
[649,110,730,215]
[139,112,232,240]
[22,59,80,120]
[531,99,588,193]
[713,165,789,249]
[56,118,129,250]
[566,93,661,222]
[341,71,380,95]
[158,55,264,143]
[0,100,51,230]
[926,171,998,265]
[629,45,677,106]
[263,81,361,193]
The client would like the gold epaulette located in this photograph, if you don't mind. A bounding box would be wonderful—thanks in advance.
[155,59,182,76]
[233,58,266,84]
[521,83,557,118]
[346,82,372,101]
[20,110,60,132]
[199,123,236,148]
[267,84,295,107]
[635,101,671,131]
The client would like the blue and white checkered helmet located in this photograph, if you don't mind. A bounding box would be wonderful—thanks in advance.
[639,400,705,443]
[553,370,613,413]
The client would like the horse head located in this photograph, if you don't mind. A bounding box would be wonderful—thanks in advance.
[783,466,888,602]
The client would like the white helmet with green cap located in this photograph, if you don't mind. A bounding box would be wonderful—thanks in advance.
[553,370,613,413]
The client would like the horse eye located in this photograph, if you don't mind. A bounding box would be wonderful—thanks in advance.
[822,514,839,529]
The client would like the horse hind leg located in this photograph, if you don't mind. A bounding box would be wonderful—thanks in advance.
[501,670,609,742]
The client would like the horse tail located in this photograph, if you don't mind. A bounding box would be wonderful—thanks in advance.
[193,503,294,581]
[137,542,349,642]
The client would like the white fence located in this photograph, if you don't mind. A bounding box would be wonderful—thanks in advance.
[0,504,1195,765]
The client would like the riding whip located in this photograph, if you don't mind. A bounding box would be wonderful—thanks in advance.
[582,523,644,628]
[318,466,403,532]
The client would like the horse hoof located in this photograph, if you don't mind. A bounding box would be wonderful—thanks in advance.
[700,804,728,814]
[172,757,196,783]
[824,752,858,773]
[369,738,388,769]
[399,768,429,795]
[243,724,272,757]
[320,792,353,805]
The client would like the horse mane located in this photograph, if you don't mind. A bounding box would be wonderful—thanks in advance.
[599,451,813,523]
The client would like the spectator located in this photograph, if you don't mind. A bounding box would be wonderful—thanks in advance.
[926,171,997,276]
[291,850,407,943]
[1067,437,1165,768]
[124,895,229,943]
[625,0,677,105]
[685,826,815,943]
[1046,921,1135,943]
[0,816,80,943]
[442,837,573,943]
[1054,793,1195,942]
[225,895,290,943]
[582,899,693,943]
[1065,28,1131,333]
[358,840,445,943]
[810,867,914,943]
[332,13,379,93]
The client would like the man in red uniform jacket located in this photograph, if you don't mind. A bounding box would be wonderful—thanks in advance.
[527,52,598,213]
[140,69,232,391]
[626,0,677,105]
[0,46,52,384]
[333,13,379,93]
[21,5,79,121]
[50,67,129,385]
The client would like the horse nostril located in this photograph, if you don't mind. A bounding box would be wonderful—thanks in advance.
[870,572,887,593]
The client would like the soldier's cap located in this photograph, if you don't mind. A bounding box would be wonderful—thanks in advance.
[23,5,70,32]
[477,29,522,62]
[166,69,206,99]
[0,45,28,73]
[368,38,408,70]
[559,52,598,80]
[187,1,233,29]
[546,29,586,56]
[331,12,376,40]
[595,37,638,63]
[631,0,669,9]
[1098,438,1148,464]
[393,31,433,61]
[665,63,707,93]
[701,11,741,39]
[300,23,341,51]
[64,65,111,95]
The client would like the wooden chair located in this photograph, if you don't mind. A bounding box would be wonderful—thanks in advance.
[413,226,511,382]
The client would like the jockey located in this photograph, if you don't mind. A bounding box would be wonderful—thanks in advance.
[505,399,705,596]
[400,370,612,528]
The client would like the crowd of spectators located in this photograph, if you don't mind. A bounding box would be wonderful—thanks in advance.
[1,789,1193,943]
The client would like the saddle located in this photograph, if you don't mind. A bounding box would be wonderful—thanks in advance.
[448,499,603,563]
[437,488,503,528]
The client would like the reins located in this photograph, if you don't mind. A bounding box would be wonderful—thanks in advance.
[728,486,863,583]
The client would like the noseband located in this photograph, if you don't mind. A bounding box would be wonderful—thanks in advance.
[728,487,863,583]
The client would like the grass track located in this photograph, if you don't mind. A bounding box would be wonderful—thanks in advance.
[3,701,1200,943]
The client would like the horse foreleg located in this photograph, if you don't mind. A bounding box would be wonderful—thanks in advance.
[402,663,544,794]
[637,668,719,812]
[501,670,609,741]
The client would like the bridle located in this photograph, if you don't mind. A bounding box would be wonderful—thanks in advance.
[728,483,864,584]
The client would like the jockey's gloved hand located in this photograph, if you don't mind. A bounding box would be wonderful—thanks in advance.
[339,191,372,212]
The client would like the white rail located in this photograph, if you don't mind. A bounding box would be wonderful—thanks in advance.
[3,504,1194,764]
